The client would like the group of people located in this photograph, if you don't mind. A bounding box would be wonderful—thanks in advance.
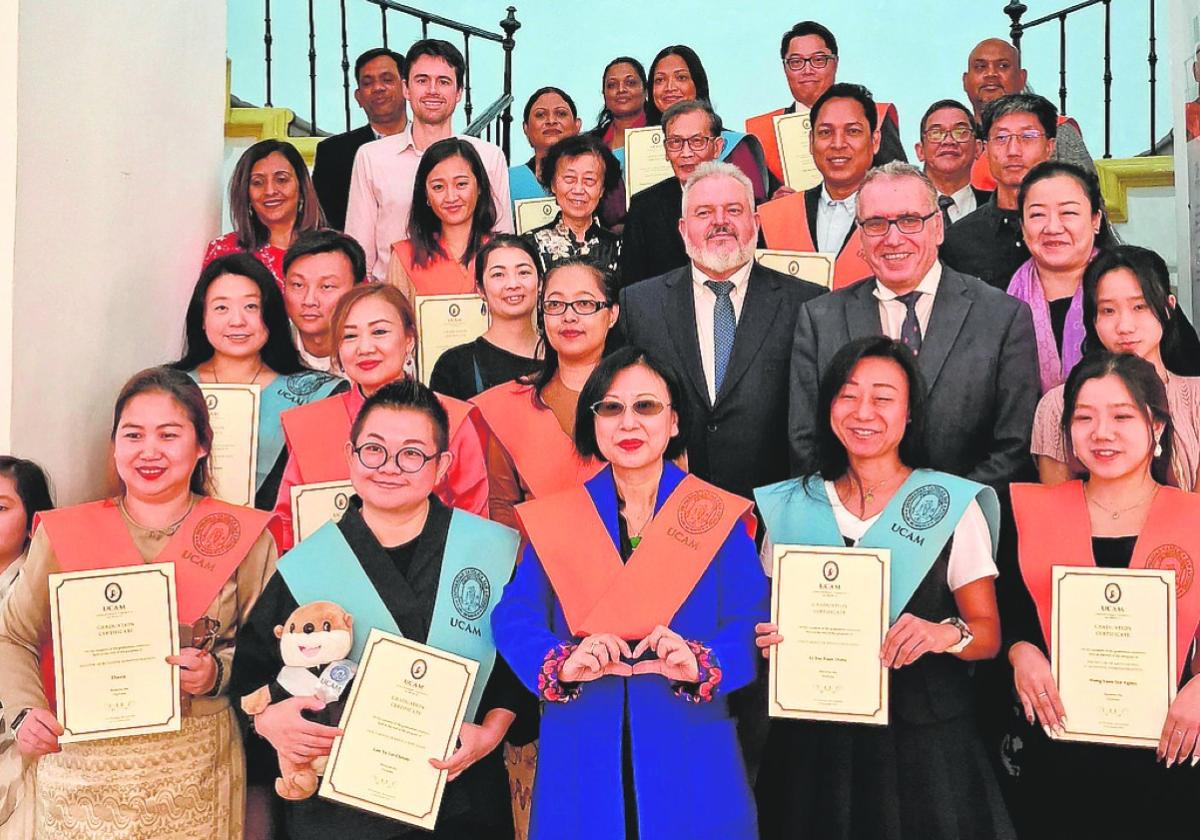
[1,16,1198,840]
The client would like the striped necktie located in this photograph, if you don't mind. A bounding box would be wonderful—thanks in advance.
[705,280,736,394]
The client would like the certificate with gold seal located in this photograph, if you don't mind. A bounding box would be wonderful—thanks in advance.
[624,126,675,206]
[48,562,181,744]
[514,197,560,235]
[755,249,835,289]
[199,383,260,507]
[1051,566,1176,748]
[773,109,823,191]
[769,545,890,725]
[319,628,478,829]
[414,294,489,385]
[291,479,355,545]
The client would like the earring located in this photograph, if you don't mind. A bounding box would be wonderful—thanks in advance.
[1155,436,1163,458]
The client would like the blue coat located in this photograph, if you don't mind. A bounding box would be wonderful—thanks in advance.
[491,463,767,840]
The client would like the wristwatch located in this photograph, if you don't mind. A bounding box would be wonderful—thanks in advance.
[940,617,973,654]
[9,708,31,735]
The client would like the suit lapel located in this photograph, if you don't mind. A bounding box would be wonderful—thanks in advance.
[845,277,884,340]
[716,267,782,404]
[663,270,712,410]
[917,268,972,392]
[805,186,820,245]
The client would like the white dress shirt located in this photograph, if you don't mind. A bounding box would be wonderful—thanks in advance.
[939,182,978,225]
[691,259,753,402]
[344,126,514,281]
[873,260,943,340]
[815,185,858,253]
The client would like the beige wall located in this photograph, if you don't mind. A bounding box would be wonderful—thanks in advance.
[2,1,227,504]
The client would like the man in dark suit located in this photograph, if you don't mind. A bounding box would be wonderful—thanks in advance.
[914,99,992,225]
[311,48,407,230]
[621,160,825,500]
[790,161,1038,487]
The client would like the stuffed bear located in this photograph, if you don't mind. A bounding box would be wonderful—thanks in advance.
[241,600,356,800]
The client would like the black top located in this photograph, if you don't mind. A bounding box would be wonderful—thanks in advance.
[428,336,541,401]
[525,212,622,279]
[311,124,377,231]
[619,176,687,288]
[383,534,419,576]
[1048,296,1072,357]
[939,196,1029,290]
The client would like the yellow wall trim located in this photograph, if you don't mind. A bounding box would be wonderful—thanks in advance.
[1096,156,1175,224]
[225,58,321,166]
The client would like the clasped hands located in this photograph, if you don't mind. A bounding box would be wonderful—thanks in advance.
[559,625,699,684]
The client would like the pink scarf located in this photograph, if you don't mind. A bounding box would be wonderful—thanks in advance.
[1006,252,1095,394]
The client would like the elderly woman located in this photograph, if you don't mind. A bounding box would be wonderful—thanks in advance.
[492,346,767,840]
[510,87,583,204]
[204,140,324,290]
[754,336,1014,840]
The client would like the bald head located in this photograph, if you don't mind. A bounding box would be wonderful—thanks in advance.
[963,38,1027,117]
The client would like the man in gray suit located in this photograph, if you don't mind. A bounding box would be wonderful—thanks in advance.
[790,161,1038,487]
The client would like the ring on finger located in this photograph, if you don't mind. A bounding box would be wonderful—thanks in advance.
[1037,692,1048,698]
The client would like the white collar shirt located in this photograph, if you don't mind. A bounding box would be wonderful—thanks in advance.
[872,260,943,340]
[690,259,753,402]
[815,185,858,253]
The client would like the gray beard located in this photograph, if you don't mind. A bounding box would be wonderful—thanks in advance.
[684,236,755,276]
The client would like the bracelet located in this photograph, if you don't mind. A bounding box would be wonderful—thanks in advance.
[205,655,225,698]
[940,617,973,654]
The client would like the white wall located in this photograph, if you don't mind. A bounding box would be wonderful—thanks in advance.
[3,1,227,504]
[0,0,19,452]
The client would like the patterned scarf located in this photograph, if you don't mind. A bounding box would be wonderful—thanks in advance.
[1006,251,1096,394]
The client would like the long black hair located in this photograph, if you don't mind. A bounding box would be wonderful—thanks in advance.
[645,45,711,126]
[1081,245,1179,359]
[407,137,496,269]
[0,457,54,551]
[590,56,647,137]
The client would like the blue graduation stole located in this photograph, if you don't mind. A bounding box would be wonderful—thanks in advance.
[717,129,745,164]
[277,508,521,719]
[256,372,340,490]
[754,469,999,622]
[509,162,548,202]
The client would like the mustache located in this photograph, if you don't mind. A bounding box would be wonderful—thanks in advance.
[706,225,736,240]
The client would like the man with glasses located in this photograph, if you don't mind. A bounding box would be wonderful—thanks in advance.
[619,99,726,287]
[941,93,1057,289]
[745,20,906,186]
[915,99,992,226]
[790,161,1037,488]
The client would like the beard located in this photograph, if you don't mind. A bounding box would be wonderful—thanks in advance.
[684,227,756,276]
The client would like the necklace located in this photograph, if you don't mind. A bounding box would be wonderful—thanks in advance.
[839,468,907,509]
[117,496,197,539]
[1085,484,1159,520]
[208,359,264,385]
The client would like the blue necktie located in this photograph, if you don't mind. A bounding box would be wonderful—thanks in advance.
[706,280,736,394]
[896,290,922,354]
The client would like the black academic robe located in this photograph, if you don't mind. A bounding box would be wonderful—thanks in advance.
[230,498,524,840]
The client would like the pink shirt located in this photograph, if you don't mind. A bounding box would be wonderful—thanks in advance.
[344,127,514,281]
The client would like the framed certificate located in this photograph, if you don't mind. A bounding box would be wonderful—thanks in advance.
[623,126,675,206]
[773,110,823,191]
[200,384,260,506]
[755,249,835,289]
[769,545,890,725]
[48,562,181,743]
[1051,566,1177,748]
[320,629,478,830]
[414,294,489,385]
[291,479,355,546]
[514,197,559,235]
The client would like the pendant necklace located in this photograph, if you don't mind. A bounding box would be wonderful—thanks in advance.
[1085,484,1158,520]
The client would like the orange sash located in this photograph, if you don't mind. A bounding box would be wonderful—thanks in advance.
[970,115,1081,193]
[392,239,479,297]
[758,191,873,290]
[471,382,602,499]
[516,473,753,639]
[747,102,899,183]
[1013,481,1200,680]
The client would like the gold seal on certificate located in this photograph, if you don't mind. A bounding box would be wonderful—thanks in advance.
[773,110,823,191]
[755,249,835,289]
[1051,566,1177,747]
[320,629,478,830]
[414,294,489,385]
[514,197,560,235]
[199,384,260,506]
[624,126,675,206]
[769,545,890,725]
[291,479,355,545]
[48,562,182,743]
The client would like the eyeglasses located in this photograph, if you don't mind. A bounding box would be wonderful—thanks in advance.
[664,134,715,153]
[541,299,612,316]
[590,398,671,418]
[353,442,441,473]
[858,210,939,237]
[923,126,975,143]
[987,130,1047,146]
[783,53,835,71]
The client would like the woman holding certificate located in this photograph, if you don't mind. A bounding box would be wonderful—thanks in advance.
[0,367,277,839]
[492,346,768,840]
[232,379,526,840]
[753,337,1015,840]
[1009,352,1200,838]
[173,253,343,510]
[272,283,488,550]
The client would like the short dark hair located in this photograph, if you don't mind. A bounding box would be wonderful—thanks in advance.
[590,57,648,135]
[779,20,838,59]
[474,234,545,293]
[918,98,977,137]
[351,378,450,453]
[1082,245,1179,359]
[408,138,496,269]
[980,93,1058,139]
[574,346,689,462]
[801,336,930,480]
[228,140,324,251]
[404,39,465,88]
[811,83,878,134]
[645,45,711,126]
[354,48,404,83]
[538,132,622,195]
[522,86,578,124]
[0,457,54,549]
[661,99,724,140]
[1017,160,1112,247]
[283,229,367,284]
[1060,352,1173,484]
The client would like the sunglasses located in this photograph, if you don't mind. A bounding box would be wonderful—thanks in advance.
[590,398,670,418]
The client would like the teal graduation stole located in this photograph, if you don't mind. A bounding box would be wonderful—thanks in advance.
[277,509,521,719]
[509,162,549,202]
[257,372,340,490]
[755,469,1000,623]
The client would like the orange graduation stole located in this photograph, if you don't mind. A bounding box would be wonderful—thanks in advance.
[746,102,900,183]
[471,382,603,499]
[758,191,873,290]
[33,497,272,709]
[1013,481,1200,681]
[970,115,1082,192]
[391,239,480,298]
[516,473,753,639]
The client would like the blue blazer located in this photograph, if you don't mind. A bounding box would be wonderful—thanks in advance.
[491,462,767,840]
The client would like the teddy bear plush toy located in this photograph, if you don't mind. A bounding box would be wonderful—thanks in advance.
[241,600,357,800]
